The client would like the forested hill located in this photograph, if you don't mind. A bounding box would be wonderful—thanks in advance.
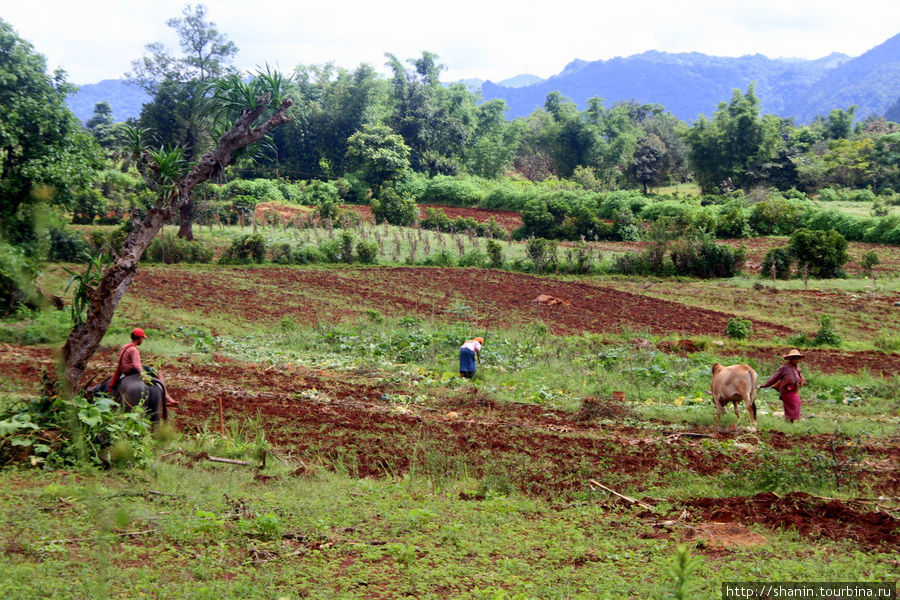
[481,33,900,123]
[66,33,900,125]
[67,79,150,124]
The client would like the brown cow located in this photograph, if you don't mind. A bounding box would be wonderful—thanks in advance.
[711,363,758,427]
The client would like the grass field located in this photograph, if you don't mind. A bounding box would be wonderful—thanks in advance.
[1,222,898,599]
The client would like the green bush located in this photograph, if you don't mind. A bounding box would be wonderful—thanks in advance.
[293,245,325,264]
[145,233,214,264]
[788,228,849,278]
[482,183,537,211]
[371,186,417,226]
[715,201,752,238]
[422,250,456,266]
[0,391,152,468]
[814,314,842,347]
[761,247,793,279]
[219,234,267,264]
[669,238,746,278]
[526,238,558,273]
[269,242,294,264]
[317,239,340,262]
[301,180,340,207]
[725,318,753,340]
[340,231,356,263]
[458,249,486,267]
[748,195,807,235]
[71,188,107,225]
[486,239,504,268]
[48,228,91,263]
[221,178,284,202]
[421,175,485,206]
[597,190,647,219]
[860,250,880,274]
[356,240,379,264]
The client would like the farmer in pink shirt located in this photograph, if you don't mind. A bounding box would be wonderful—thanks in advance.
[459,337,484,379]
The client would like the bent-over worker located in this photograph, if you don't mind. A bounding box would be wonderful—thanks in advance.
[459,337,484,379]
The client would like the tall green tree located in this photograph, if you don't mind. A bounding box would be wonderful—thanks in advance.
[0,19,99,309]
[127,3,238,239]
[344,124,411,189]
[263,63,385,179]
[385,52,475,175]
[61,71,293,391]
[686,85,780,193]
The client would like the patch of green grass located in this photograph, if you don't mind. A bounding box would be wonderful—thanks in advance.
[0,460,895,599]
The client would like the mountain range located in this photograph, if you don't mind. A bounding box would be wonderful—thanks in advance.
[481,33,900,124]
[67,33,900,126]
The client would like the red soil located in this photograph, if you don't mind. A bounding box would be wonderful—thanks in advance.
[692,492,898,550]
[4,342,898,550]
[128,266,900,375]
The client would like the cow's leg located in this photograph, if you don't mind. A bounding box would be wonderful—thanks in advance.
[745,396,757,427]
[714,398,723,426]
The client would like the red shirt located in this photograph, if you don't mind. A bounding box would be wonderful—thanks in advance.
[111,342,142,386]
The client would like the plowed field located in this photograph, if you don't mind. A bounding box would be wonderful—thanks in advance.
[129,265,900,375]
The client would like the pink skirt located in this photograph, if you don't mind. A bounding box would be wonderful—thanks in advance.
[780,391,802,421]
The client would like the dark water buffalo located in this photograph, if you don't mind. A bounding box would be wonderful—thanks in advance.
[87,373,168,424]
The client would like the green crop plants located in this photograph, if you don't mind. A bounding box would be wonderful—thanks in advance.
[725,317,753,340]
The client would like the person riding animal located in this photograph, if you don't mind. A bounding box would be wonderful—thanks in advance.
[110,328,178,408]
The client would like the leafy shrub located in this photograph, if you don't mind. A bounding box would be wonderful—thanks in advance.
[748,195,807,235]
[219,234,266,264]
[715,201,752,238]
[0,390,152,468]
[725,318,753,340]
[860,250,880,274]
[761,247,793,279]
[302,179,340,207]
[788,228,849,278]
[71,188,108,225]
[612,208,641,241]
[458,249,486,267]
[145,233,213,264]
[421,175,485,206]
[317,239,340,262]
[526,238,558,273]
[669,238,746,278]
[371,186,417,226]
[340,231,356,263]
[293,245,325,264]
[486,239,504,268]
[482,183,537,211]
[48,228,91,263]
[597,190,647,219]
[567,240,594,274]
[269,242,294,264]
[814,315,842,347]
[221,178,284,202]
[422,250,456,266]
[356,240,379,264]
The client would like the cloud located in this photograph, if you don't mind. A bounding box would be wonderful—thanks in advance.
[3,0,899,84]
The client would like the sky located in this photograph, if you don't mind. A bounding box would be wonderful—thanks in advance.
[4,0,900,85]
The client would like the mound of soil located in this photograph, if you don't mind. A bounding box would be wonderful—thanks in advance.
[691,492,899,550]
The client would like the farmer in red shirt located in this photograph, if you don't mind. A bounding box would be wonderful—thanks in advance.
[111,327,178,407]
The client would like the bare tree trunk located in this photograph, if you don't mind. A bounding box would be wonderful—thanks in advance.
[61,96,292,392]
[177,201,194,241]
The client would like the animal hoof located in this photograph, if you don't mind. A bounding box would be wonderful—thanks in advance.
[166,400,180,407]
